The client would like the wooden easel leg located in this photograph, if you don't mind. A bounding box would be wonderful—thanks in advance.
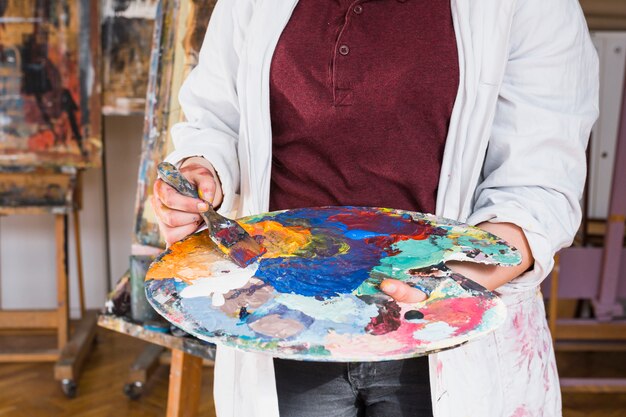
[73,209,86,317]
[54,310,98,397]
[53,208,98,398]
[123,344,165,400]
[167,349,203,417]
[56,214,69,350]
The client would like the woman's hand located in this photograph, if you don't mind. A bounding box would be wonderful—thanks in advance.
[380,222,534,303]
[152,156,223,246]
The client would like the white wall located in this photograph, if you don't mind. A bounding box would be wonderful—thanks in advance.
[588,32,626,219]
[103,116,145,288]
[0,116,144,317]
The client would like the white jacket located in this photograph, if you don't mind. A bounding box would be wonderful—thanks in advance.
[166,0,599,416]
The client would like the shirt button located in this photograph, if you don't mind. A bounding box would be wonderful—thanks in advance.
[353,5,363,14]
[339,44,350,55]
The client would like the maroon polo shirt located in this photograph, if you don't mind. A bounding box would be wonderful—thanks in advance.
[269,0,459,214]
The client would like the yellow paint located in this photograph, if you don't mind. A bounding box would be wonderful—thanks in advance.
[241,221,312,258]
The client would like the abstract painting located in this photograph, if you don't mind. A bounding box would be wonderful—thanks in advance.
[133,0,216,249]
[101,0,158,115]
[146,207,520,361]
[0,0,100,169]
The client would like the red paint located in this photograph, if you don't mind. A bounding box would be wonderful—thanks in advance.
[229,242,267,268]
[332,210,432,236]
[365,300,402,335]
[214,227,242,243]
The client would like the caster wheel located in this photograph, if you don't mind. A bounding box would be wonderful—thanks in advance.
[123,381,144,400]
[61,379,77,398]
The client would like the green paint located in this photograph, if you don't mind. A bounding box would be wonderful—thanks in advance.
[375,236,454,277]
[306,345,331,356]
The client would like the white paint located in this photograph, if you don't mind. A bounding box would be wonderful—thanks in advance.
[101,0,158,19]
[179,261,258,307]
[413,321,456,342]
[275,293,377,323]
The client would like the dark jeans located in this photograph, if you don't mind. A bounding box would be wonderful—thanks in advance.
[274,357,432,417]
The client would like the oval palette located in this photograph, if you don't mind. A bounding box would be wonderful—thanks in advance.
[145,206,520,361]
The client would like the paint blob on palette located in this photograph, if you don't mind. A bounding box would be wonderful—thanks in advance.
[145,207,521,361]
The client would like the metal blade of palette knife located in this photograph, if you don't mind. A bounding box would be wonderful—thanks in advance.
[157,162,265,268]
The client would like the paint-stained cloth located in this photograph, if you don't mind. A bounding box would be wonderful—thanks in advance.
[269,0,458,214]
[165,0,599,416]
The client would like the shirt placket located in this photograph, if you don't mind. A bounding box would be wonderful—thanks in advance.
[331,0,368,107]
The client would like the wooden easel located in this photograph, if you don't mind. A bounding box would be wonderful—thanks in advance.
[0,168,98,397]
[99,313,212,417]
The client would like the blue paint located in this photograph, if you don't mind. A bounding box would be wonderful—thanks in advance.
[250,207,451,299]
[344,230,386,240]
[254,239,384,298]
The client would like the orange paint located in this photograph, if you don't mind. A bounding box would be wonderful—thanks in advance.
[147,232,220,283]
[146,220,314,283]
[27,130,55,151]
[148,219,314,282]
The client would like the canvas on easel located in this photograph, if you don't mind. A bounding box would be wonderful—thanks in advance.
[0,0,101,170]
[132,0,216,251]
[0,0,101,213]
[0,0,100,397]
[101,0,159,116]
[104,0,216,403]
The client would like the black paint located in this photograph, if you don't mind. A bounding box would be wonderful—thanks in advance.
[404,310,424,321]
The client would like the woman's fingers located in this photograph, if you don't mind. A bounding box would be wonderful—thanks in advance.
[154,179,204,213]
[380,279,428,303]
[152,157,223,246]
[152,192,202,227]
[152,193,202,246]
[157,217,202,247]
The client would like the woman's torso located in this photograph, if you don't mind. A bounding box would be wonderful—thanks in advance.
[269,0,459,213]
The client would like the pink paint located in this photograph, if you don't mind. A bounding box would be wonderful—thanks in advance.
[421,296,490,336]
[511,405,529,417]
[512,310,534,368]
[512,311,523,330]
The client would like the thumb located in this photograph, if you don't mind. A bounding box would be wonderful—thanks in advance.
[380,279,427,303]
[187,167,223,208]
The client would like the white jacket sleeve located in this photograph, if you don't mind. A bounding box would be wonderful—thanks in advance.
[166,0,247,214]
[466,0,599,290]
